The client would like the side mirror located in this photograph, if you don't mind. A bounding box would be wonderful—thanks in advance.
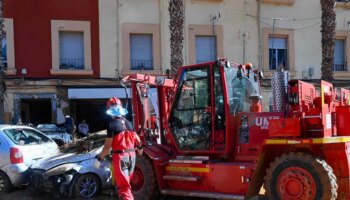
[155,76,165,85]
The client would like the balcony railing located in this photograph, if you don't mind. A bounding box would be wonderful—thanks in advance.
[59,59,84,70]
[196,60,211,63]
[334,63,347,71]
[1,56,7,68]
[130,60,153,70]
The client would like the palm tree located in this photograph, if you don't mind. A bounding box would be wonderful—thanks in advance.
[0,0,5,123]
[168,0,184,75]
[320,0,336,81]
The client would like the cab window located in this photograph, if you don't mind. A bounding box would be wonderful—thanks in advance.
[169,67,211,150]
[224,67,260,114]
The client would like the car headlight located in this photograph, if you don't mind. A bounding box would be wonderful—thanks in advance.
[44,163,77,176]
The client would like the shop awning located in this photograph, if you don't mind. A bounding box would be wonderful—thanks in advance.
[68,88,131,99]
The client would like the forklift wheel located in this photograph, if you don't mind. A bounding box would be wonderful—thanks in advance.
[131,155,159,200]
[264,152,338,200]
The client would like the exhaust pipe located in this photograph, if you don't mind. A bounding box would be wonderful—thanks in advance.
[271,71,289,112]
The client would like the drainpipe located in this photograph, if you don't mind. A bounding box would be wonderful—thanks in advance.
[243,32,247,64]
[116,0,120,81]
[257,0,263,70]
[243,0,247,64]
[160,0,165,74]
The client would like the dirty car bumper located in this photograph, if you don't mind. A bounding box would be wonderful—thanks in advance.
[29,169,75,195]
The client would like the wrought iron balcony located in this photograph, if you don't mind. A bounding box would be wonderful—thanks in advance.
[59,59,84,70]
[130,60,153,70]
[334,63,347,71]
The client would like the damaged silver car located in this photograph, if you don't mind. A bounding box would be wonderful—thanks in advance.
[28,137,112,198]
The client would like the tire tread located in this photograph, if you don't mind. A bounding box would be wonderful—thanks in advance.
[264,152,338,200]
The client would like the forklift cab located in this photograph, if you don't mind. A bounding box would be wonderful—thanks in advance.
[168,60,262,154]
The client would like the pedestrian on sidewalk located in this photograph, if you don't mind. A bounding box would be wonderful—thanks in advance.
[78,119,89,138]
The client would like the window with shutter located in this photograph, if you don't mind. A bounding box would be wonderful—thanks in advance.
[334,39,345,71]
[130,34,153,70]
[3,18,15,75]
[59,31,85,70]
[50,20,92,75]
[195,36,217,63]
[122,23,161,74]
[188,25,223,65]
[269,37,288,70]
[262,28,295,77]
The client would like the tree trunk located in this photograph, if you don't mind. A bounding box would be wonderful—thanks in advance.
[0,0,5,123]
[320,0,336,81]
[168,0,184,75]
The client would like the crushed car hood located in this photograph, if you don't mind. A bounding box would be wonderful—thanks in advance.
[31,147,102,170]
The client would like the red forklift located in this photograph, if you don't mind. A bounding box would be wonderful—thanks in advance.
[122,59,350,200]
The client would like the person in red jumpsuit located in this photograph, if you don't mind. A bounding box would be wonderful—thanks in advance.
[97,97,143,200]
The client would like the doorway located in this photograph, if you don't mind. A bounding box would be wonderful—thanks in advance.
[13,93,57,125]
[21,98,52,125]
[71,98,132,133]
[71,99,108,133]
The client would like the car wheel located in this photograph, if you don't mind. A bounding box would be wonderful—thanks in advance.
[0,171,14,194]
[73,173,101,198]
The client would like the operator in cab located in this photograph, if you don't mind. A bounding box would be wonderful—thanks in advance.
[97,97,143,200]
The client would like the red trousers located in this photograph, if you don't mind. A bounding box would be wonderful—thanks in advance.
[112,152,136,200]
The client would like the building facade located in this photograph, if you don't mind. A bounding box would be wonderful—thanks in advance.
[2,0,115,131]
[2,0,350,130]
[99,0,350,111]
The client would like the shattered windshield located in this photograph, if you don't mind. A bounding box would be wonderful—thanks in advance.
[3,128,51,145]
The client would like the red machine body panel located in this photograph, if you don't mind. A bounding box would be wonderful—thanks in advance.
[269,118,301,137]
[234,112,283,160]
[164,162,254,195]
[336,106,350,136]
[123,59,350,199]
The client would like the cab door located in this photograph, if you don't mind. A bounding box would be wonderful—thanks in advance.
[168,64,226,153]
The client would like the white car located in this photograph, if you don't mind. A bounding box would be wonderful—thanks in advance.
[0,125,60,194]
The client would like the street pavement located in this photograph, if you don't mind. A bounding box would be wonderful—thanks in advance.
[1,187,209,200]
[1,187,265,200]
[1,186,114,200]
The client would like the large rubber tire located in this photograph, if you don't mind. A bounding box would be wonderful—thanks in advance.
[264,152,338,200]
[73,173,101,198]
[0,171,14,194]
[132,155,159,200]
